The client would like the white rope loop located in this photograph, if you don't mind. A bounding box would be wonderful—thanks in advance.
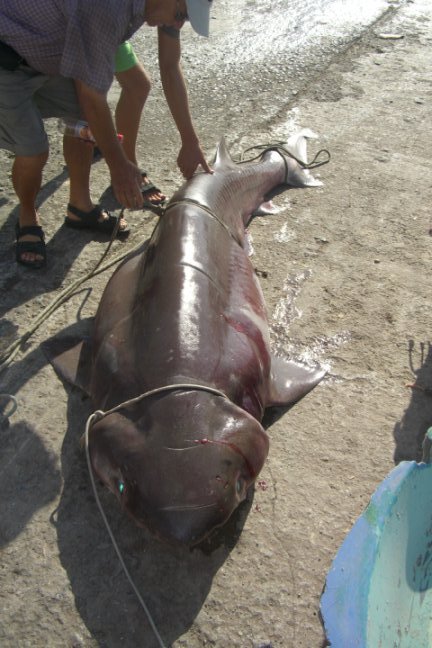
[0,393,18,417]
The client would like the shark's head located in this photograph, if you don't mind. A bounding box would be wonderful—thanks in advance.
[88,390,269,545]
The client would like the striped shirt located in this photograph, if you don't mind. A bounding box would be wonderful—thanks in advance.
[0,0,146,93]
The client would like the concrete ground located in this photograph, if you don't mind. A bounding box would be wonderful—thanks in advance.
[0,1,431,646]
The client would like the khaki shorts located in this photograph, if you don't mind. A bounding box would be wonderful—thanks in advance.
[0,64,81,156]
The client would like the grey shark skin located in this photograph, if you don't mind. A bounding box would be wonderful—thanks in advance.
[45,139,325,546]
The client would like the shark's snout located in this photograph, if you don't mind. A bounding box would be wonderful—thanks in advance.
[87,395,268,545]
[130,455,249,545]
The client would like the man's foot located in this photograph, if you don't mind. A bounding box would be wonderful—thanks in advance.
[140,172,166,206]
[15,224,47,269]
[65,204,129,236]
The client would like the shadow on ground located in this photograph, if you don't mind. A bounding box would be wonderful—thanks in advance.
[393,340,432,463]
[55,387,252,647]
[0,418,61,547]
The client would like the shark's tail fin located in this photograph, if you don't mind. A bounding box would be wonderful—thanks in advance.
[283,129,329,187]
[285,128,320,165]
[238,129,329,187]
[284,158,324,187]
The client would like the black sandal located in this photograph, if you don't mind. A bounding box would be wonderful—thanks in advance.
[65,204,129,236]
[141,172,166,207]
[15,224,47,269]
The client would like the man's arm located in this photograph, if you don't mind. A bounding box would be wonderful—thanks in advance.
[74,80,144,208]
[157,28,212,178]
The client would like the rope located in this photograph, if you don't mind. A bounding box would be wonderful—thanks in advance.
[164,198,242,245]
[238,140,331,169]
[84,382,228,648]
[0,210,155,376]
[0,393,18,417]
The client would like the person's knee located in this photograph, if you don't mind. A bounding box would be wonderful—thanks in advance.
[13,150,49,171]
[117,64,151,104]
[135,64,151,98]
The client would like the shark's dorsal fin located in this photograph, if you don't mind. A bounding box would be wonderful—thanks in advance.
[213,137,238,171]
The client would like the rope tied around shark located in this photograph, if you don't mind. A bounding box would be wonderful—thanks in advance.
[163,197,243,245]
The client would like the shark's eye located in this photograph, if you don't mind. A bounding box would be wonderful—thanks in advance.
[236,477,244,495]
[118,480,125,494]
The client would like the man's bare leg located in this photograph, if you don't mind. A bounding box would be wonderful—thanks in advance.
[115,63,165,203]
[63,135,127,229]
[63,134,95,216]
[12,151,48,264]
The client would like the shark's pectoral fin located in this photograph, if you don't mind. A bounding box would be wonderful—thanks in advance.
[266,354,326,408]
[252,200,280,217]
[41,334,93,395]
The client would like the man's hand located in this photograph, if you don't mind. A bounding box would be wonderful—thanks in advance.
[177,141,213,179]
[75,79,144,209]
[158,30,213,180]
[110,159,144,209]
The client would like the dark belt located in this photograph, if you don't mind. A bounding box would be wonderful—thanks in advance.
[0,40,26,71]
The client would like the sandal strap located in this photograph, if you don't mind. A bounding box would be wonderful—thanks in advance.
[16,233,47,268]
[141,183,159,194]
[16,224,45,240]
[140,171,163,194]
[17,239,46,254]
[67,203,107,226]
